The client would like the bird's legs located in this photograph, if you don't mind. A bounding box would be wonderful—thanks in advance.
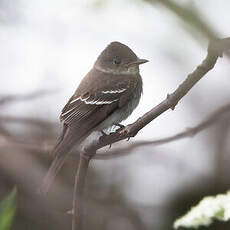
[115,123,125,129]
[100,130,107,136]
[115,123,130,141]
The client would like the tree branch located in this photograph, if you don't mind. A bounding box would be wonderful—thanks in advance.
[71,37,230,230]
[72,153,92,230]
[84,37,230,153]
[95,103,230,159]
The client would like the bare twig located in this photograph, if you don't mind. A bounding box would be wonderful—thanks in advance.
[72,38,230,230]
[95,103,230,159]
[72,153,94,230]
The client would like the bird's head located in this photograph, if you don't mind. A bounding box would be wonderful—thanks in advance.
[94,41,148,75]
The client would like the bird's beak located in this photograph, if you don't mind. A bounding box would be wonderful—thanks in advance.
[127,58,149,67]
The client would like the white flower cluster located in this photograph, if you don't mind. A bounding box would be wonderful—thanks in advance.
[174,190,230,229]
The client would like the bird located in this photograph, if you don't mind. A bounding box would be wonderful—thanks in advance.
[39,41,148,195]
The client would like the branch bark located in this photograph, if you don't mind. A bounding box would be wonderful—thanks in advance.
[72,153,92,230]
[94,103,230,159]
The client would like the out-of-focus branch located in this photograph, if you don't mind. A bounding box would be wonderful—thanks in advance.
[0,115,56,129]
[145,0,230,59]
[0,89,56,106]
[72,38,230,230]
[0,133,52,153]
[149,0,218,41]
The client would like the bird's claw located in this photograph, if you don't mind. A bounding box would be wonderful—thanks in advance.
[114,123,125,132]
[100,130,107,136]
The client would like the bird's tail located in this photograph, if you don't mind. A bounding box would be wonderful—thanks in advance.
[39,129,79,195]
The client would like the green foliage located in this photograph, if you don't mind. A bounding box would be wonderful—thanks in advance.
[0,188,17,230]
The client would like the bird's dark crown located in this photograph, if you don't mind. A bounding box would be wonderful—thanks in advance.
[101,41,137,61]
[94,41,139,74]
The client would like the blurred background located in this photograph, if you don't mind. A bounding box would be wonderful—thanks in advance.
[0,0,230,229]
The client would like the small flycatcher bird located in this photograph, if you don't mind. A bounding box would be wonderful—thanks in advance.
[40,41,148,194]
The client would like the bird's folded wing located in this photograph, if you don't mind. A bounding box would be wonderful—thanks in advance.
[60,78,136,131]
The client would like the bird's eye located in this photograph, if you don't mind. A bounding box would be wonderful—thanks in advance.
[113,58,121,65]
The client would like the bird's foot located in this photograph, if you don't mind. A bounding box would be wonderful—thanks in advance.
[114,123,125,132]
[100,130,107,137]
[118,125,137,138]
[115,123,125,129]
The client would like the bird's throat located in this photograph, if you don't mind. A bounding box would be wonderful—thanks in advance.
[95,65,139,75]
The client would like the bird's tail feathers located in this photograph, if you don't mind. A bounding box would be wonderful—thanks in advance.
[38,129,79,195]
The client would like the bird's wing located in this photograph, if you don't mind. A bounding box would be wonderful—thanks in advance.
[60,76,137,130]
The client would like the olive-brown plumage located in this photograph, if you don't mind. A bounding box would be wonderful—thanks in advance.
[39,42,148,194]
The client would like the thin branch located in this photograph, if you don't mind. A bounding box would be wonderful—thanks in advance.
[72,153,93,230]
[84,37,230,153]
[95,103,230,159]
[72,37,230,230]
